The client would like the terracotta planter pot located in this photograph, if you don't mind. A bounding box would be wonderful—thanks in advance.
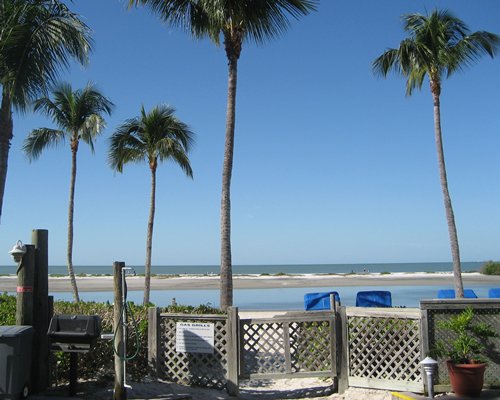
[446,361,486,398]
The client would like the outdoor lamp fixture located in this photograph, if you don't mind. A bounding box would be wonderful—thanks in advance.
[419,356,438,399]
[9,240,26,272]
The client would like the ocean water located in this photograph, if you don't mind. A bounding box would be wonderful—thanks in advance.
[49,261,485,276]
[50,283,495,310]
[33,262,492,309]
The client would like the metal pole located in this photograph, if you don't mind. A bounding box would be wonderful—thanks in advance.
[113,262,127,400]
[424,367,435,398]
[121,266,134,390]
[121,266,127,388]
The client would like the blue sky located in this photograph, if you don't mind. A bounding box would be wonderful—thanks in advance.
[1,0,499,268]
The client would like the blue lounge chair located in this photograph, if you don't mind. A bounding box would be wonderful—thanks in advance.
[304,291,340,310]
[488,288,500,298]
[355,291,392,307]
[437,289,477,299]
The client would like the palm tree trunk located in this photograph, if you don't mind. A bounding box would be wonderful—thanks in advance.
[431,85,464,298]
[0,89,13,222]
[68,141,80,302]
[144,164,156,305]
[220,45,239,311]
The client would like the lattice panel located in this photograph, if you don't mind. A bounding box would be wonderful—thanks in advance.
[290,321,332,372]
[427,307,500,386]
[240,317,334,377]
[241,321,287,374]
[158,316,228,389]
[348,316,422,383]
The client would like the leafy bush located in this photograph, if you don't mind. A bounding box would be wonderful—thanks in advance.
[0,294,222,383]
[0,292,16,325]
[432,306,498,363]
[480,260,500,275]
[53,301,222,383]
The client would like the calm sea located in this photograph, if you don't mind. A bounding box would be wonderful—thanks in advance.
[43,261,494,309]
[49,261,484,276]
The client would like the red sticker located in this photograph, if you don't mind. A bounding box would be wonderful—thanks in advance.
[16,286,33,293]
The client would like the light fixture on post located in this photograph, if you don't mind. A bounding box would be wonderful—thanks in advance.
[420,356,438,399]
[9,240,26,272]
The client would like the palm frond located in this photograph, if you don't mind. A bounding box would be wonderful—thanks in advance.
[2,0,92,111]
[129,0,317,46]
[26,81,113,159]
[374,9,499,96]
[108,104,195,177]
[22,128,65,161]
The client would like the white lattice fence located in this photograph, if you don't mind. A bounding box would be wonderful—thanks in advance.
[346,308,423,392]
[421,299,500,391]
[239,311,336,379]
[151,312,229,389]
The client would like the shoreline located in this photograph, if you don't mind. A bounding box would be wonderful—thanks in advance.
[1,272,499,293]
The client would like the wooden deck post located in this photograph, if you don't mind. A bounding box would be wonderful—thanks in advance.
[32,229,50,393]
[147,307,160,379]
[226,306,239,396]
[113,262,127,400]
[337,306,349,394]
[16,244,34,326]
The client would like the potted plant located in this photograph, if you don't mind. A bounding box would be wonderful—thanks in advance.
[432,306,498,397]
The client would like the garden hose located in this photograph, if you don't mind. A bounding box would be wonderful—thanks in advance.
[112,274,141,361]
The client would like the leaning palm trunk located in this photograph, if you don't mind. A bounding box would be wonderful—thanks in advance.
[220,40,239,311]
[0,91,13,221]
[431,82,464,298]
[67,141,80,302]
[144,165,156,305]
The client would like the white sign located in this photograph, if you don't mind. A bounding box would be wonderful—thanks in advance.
[175,322,215,354]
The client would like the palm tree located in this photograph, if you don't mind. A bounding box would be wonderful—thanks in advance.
[108,105,194,305]
[0,0,92,221]
[129,0,318,310]
[373,10,499,298]
[23,82,114,302]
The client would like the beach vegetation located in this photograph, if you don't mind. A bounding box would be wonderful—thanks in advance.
[23,82,113,303]
[373,10,499,298]
[108,104,194,306]
[432,306,498,364]
[0,292,16,325]
[0,0,92,222]
[480,261,500,275]
[0,294,222,383]
[128,0,318,311]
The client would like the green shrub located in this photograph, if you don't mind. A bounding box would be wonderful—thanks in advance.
[480,260,500,275]
[0,294,222,383]
[52,300,222,383]
[0,292,16,325]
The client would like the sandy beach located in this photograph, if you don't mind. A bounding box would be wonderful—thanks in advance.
[0,272,499,293]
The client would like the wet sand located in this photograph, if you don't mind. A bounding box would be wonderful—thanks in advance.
[0,272,499,292]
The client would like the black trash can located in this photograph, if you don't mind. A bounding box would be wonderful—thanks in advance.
[0,326,33,399]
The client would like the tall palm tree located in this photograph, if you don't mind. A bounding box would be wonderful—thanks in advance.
[373,10,499,298]
[0,0,92,220]
[108,105,194,305]
[129,0,318,310]
[23,82,114,302]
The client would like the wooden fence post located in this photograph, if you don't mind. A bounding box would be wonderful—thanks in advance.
[148,307,160,379]
[32,229,50,393]
[226,306,239,396]
[16,244,35,326]
[113,262,127,400]
[337,306,349,394]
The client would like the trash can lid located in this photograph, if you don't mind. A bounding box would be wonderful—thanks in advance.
[0,325,33,337]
